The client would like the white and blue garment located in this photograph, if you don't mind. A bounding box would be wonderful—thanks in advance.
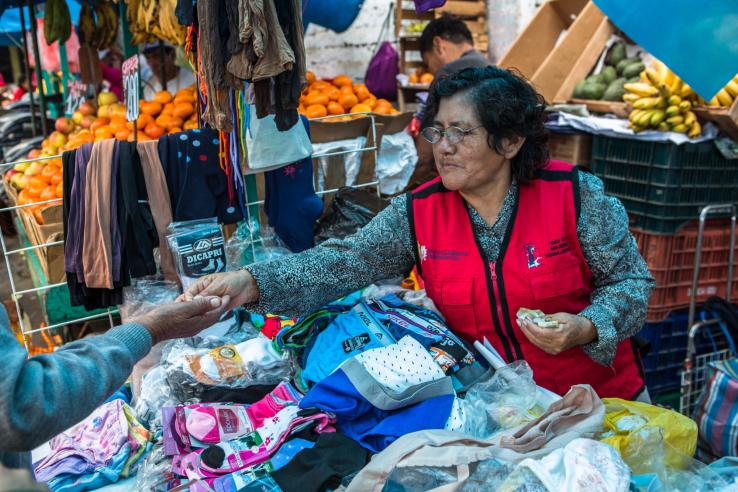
[301,294,487,390]
[300,336,455,453]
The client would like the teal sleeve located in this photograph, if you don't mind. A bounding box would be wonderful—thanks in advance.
[0,306,152,452]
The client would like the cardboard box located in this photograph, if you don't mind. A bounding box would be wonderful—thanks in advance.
[499,0,589,82]
[547,130,592,166]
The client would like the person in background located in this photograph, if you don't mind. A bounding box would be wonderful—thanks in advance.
[0,296,230,471]
[410,14,493,187]
[141,42,196,100]
[100,47,124,100]
[10,75,29,103]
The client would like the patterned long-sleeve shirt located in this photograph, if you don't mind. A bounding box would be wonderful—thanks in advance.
[247,171,655,366]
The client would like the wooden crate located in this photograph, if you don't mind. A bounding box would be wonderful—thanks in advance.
[693,97,738,141]
[547,131,592,166]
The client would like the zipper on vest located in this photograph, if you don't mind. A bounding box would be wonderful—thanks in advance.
[489,263,511,352]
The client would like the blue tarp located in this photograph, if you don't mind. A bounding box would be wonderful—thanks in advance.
[593,0,738,100]
[0,1,81,46]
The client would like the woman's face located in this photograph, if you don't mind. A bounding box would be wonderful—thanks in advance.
[431,93,508,194]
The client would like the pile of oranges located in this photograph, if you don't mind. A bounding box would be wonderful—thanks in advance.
[298,71,400,121]
[136,88,199,140]
[408,67,434,86]
[6,157,64,225]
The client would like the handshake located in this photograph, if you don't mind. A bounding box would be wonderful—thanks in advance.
[133,270,259,345]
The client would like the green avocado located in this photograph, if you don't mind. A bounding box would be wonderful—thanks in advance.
[600,66,617,85]
[603,78,627,101]
[605,42,627,66]
[623,62,646,79]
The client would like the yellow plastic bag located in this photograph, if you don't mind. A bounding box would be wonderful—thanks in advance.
[601,398,697,470]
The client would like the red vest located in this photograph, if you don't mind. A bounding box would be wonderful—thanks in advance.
[409,161,644,399]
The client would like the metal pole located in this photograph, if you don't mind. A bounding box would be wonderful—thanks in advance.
[158,40,167,92]
[25,0,49,136]
[18,5,38,137]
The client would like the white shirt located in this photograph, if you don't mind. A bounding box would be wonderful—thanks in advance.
[142,68,196,100]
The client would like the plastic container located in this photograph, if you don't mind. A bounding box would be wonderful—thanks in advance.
[638,309,730,394]
[632,219,738,322]
[590,135,738,234]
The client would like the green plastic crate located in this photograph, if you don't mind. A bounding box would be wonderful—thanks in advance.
[589,135,738,234]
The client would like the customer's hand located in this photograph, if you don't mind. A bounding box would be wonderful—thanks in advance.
[132,296,230,345]
[518,313,597,356]
[177,270,259,311]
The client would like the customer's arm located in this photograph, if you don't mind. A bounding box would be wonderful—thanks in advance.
[183,195,417,318]
[0,296,226,451]
[576,170,655,366]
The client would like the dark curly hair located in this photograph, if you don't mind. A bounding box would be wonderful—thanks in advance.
[423,66,549,183]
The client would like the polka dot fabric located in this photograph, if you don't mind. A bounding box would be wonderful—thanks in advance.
[355,336,445,393]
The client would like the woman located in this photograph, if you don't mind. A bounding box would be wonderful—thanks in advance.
[184,67,655,401]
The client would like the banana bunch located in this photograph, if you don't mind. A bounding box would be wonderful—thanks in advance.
[708,74,738,107]
[125,0,186,46]
[623,60,702,138]
[78,0,118,50]
[44,0,72,45]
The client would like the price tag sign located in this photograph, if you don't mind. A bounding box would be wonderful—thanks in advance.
[64,80,89,117]
[122,55,140,122]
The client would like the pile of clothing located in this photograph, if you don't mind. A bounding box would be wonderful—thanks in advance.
[61,129,243,309]
[33,399,150,491]
[36,283,738,491]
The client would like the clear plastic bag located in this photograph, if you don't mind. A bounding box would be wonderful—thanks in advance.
[161,326,292,402]
[225,220,292,270]
[384,466,459,491]
[120,279,180,321]
[166,218,227,289]
[135,440,177,492]
[449,361,538,439]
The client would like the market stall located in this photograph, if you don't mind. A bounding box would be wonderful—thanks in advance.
[1,0,738,490]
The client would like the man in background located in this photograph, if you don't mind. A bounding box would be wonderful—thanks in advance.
[141,42,196,99]
[410,15,493,187]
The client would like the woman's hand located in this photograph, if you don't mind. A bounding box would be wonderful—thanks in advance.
[133,296,230,345]
[177,270,259,311]
[518,313,597,356]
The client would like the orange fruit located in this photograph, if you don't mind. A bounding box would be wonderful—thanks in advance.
[115,129,130,140]
[305,104,328,119]
[156,114,172,128]
[183,119,199,130]
[56,182,64,198]
[153,90,173,104]
[365,96,377,110]
[39,185,56,202]
[26,177,46,197]
[90,117,110,133]
[350,103,372,114]
[310,80,331,92]
[144,122,165,139]
[168,126,182,134]
[306,93,329,106]
[17,190,32,206]
[50,172,63,185]
[306,70,316,84]
[140,101,163,116]
[41,164,58,183]
[323,86,341,101]
[333,75,352,88]
[339,85,355,96]
[339,94,359,111]
[409,72,419,84]
[327,101,344,115]
[162,103,175,116]
[298,103,306,114]
[109,118,128,134]
[173,102,194,119]
[420,73,434,85]
[354,84,371,102]
[94,127,113,139]
[376,98,392,109]
[374,105,391,115]
[136,114,154,130]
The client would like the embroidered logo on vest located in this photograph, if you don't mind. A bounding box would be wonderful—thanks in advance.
[524,243,542,268]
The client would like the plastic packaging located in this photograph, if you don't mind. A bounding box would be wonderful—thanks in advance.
[166,218,227,289]
[600,398,698,470]
[162,328,292,402]
[135,440,178,492]
[313,187,388,243]
[452,361,539,439]
[225,220,291,270]
[120,279,180,321]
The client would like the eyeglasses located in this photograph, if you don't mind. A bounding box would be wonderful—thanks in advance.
[420,125,483,145]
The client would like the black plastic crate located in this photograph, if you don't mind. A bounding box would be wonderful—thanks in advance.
[638,309,733,394]
[590,135,738,234]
